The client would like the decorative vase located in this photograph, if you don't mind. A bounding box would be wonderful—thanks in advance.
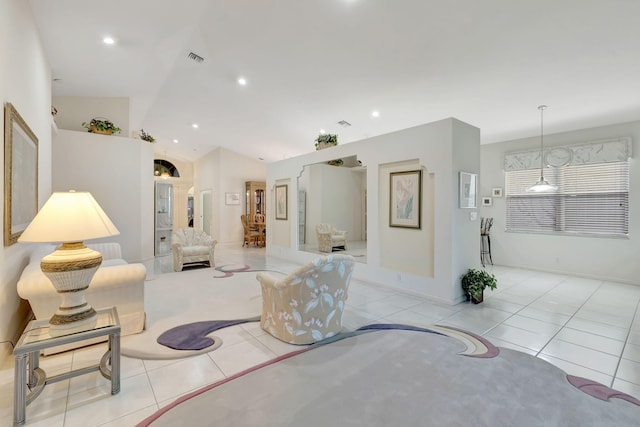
[316,141,335,150]
[470,291,484,304]
[90,126,113,135]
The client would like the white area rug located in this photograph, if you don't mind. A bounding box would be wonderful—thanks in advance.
[121,266,264,359]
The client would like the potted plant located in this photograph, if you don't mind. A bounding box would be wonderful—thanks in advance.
[461,268,497,304]
[315,133,338,150]
[82,118,121,135]
[139,129,156,143]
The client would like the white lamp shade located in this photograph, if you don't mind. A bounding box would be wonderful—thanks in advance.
[526,179,558,193]
[18,191,120,243]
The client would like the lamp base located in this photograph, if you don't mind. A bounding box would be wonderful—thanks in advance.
[40,242,103,328]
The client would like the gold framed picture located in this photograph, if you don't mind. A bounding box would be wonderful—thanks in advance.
[4,103,38,246]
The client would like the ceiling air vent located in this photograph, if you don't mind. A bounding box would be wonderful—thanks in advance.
[187,52,205,63]
[337,120,351,127]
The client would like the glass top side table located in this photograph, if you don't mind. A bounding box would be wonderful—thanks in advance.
[13,307,121,426]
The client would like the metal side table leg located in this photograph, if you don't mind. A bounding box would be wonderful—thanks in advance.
[110,332,120,394]
[14,353,27,426]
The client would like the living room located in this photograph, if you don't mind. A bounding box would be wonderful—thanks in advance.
[1,1,640,425]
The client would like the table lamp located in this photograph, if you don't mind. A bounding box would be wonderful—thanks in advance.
[18,191,120,330]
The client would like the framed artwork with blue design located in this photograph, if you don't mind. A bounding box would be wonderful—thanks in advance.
[389,170,421,229]
[459,171,477,209]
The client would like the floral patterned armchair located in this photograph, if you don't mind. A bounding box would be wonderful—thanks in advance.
[257,254,356,344]
[315,223,348,253]
[171,228,217,272]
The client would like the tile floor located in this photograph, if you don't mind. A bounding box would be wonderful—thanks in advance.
[1,245,639,426]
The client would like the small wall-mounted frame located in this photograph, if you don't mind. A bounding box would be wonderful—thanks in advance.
[225,192,240,205]
[492,187,503,198]
[275,184,288,220]
[389,170,422,229]
[482,197,492,207]
[4,103,38,246]
[458,172,477,209]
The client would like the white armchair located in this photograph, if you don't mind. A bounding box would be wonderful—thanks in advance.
[316,223,348,253]
[257,254,355,344]
[172,228,217,272]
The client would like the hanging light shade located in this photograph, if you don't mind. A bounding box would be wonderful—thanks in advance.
[527,105,558,193]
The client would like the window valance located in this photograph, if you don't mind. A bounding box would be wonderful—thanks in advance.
[504,137,632,172]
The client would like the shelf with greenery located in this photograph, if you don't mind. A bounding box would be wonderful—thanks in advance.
[314,134,338,150]
[81,118,121,135]
[139,129,156,143]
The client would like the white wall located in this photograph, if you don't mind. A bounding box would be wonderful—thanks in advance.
[0,0,52,363]
[52,129,154,264]
[267,118,481,304]
[52,96,131,137]
[193,148,267,244]
[480,120,640,284]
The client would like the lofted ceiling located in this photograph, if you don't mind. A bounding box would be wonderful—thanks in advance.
[28,0,640,163]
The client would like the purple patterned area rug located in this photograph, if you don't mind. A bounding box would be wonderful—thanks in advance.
[140,325,639,427]
[157,317,260,350]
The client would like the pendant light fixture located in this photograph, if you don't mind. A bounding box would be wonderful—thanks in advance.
[527,105,558,193]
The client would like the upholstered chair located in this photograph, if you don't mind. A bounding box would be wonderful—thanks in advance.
[257,254,355,344]
[171,228,217,272]
[315,223,348,253]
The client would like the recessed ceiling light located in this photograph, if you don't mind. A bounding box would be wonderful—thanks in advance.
[371,110,380,117]
[173,139,179,144]
[319,129,326,134]
[103,37,115,45]
[192,123,199,129]
[237,77,247,86]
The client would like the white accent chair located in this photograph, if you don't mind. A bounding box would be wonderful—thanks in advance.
[316,223,348,253]
[257,254,355,344]
[17,242,146,353]
[171,228,217,272]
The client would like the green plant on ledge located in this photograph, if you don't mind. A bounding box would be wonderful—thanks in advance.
[82,118,121,135]
[314,133,338,150]
[461,268,497,304]
[139,129,156,143]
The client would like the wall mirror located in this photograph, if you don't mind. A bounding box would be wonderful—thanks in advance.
[297,155,367,263]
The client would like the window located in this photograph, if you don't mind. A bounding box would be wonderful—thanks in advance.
[504,139,630,237]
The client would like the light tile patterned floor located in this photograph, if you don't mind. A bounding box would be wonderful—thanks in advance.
[1,244,639,426]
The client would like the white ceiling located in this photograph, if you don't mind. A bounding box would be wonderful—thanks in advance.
[29,0,640,163]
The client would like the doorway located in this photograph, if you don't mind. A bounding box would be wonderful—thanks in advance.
[200,190,212,235]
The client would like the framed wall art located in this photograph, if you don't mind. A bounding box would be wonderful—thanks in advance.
[389,170,422,229]
[492,187,503,197]
[275,184,288,220]
[482,197,492,207]
[458,172,477,209]
[4,103,38,246]
[225,192,240,205]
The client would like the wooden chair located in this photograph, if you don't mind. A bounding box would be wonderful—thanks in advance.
[253,213,266,246]
[241,214,261,247]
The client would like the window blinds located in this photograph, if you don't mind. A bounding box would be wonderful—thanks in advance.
[505,161,629,236]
